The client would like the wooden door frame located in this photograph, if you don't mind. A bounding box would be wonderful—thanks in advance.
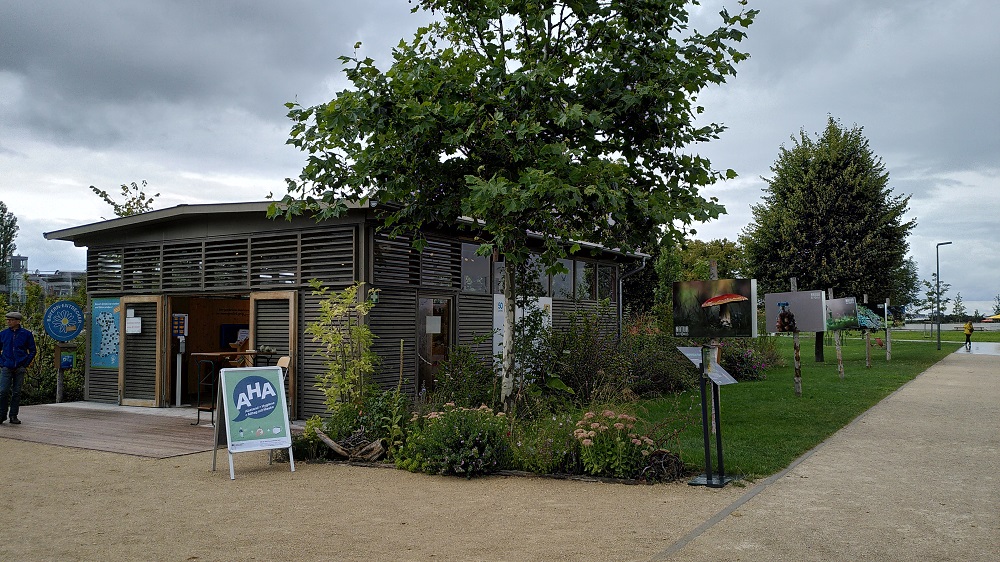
[118,295,165,407]
[249,290,298,419]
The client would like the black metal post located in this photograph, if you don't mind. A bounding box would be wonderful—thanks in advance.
[699,362,714,484]
[936,241,951,350]
[713,380,724,480]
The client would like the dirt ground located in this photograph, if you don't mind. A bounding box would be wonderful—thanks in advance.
[0,438,742,561]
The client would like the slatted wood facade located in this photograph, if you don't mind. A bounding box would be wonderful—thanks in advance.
[121,301,158,402]
[54,203,631,418]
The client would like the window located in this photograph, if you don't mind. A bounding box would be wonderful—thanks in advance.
[493,253,550,297]
[598,264,617,301]
[461,243,491,294]
[551,259,574,299]
[575,261,597,300]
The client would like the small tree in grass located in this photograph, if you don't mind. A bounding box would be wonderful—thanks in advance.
[306,280,379,410]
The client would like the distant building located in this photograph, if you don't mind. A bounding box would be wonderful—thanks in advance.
[4,255,29,304]
[28,270,86,297]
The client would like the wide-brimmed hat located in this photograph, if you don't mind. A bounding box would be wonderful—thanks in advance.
[5,311,23,320]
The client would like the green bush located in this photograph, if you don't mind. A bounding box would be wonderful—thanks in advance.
[573,408,654,479]
[538,304,626,405]
[620,313,700,395]
[290,385,411,462]
[430,339,499,410]
[509,412,581,474]
[719,335,782,381]
[397,405,509,478]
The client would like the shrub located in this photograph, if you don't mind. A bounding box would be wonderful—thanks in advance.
[620,313,700,395]
[316,385,410,460]
[430,338,499,410]
[573,409,655,479]
[537,303,626,405]
[306,280,379,409]
[509,412,581,475]
[719,336,782,381]
[397,404,509,478]
[292,415,331,461]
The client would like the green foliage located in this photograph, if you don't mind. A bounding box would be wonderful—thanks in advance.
[292,415,330,461]
[88,180,159,218]
[306,280,379,409]
[535,303,626,405]
[573,409,654,479]
[508,412,581,475]
[951,292,966,320]
[0,201,17,283]
[6,280,87,406]
[276,1,756,256]
[677,239,745,281]
[429,337,499,410]
[914,273,950,319]
[718,336,782,381]
[295,386,411,462]
[274,0,757,403]
[741,117,916,304]
[397,404,509,478]
[620,313,699,395]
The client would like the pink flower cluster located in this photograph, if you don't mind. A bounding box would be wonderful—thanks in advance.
[572,409,648,448]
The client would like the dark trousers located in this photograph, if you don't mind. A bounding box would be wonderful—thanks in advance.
[0,366,26,420]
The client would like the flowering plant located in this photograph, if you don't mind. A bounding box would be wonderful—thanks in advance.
[718,337,779,381]
[573,409,654,479]
[397,404,509,478]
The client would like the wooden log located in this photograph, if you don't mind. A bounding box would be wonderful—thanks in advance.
[315,429,351,458]
[353,440,386,462]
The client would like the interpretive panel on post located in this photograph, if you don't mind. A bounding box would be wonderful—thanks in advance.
[219,367,292,453]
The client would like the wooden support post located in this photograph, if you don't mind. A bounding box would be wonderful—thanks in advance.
[828,289,844,379]
[791,277,802,397]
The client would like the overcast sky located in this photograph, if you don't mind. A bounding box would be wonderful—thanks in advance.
[2,1,998,313]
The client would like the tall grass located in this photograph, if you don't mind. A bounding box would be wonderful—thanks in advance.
[641,336,959,480]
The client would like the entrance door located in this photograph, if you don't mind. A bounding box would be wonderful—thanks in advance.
[250,291,297,418]
[417,296,453,394]
[119,295,164,407]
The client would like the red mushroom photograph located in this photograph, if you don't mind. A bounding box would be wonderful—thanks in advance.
[672,279,757,338]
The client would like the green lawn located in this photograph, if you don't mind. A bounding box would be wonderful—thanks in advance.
[642,335,959,481]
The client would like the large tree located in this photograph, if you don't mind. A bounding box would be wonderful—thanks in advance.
[741,117,916,304]
[0,201,18,288]
[275,0,757,401]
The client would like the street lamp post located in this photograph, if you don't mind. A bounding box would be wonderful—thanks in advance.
[936,241,952,350]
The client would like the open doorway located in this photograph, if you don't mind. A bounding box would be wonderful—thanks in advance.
[167,295,250,406]
[417,296,453,395]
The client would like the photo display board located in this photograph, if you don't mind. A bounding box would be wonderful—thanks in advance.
[219,367,292,453]
[764,291,827,333]
[826,297,860,331]
[672,279,757,338]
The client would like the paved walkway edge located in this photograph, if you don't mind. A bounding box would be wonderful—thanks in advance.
[648,356,943,561]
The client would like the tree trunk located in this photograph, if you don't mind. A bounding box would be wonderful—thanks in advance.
[793,331,802,397]
[500,264,517,408]
[835,330,844,379]
[865,331,872,368]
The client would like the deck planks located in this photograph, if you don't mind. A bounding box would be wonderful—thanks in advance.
[0,402,218,458]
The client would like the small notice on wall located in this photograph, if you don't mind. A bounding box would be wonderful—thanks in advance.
[125,317,142,334]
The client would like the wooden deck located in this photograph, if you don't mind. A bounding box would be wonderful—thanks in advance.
[0,402,218,458]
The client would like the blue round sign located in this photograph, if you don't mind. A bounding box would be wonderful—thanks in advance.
[44,301,85,342]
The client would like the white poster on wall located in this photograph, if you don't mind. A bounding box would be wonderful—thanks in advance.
[492,295,553,359]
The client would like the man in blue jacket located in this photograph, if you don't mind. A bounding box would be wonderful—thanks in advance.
[0,311,36,425]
